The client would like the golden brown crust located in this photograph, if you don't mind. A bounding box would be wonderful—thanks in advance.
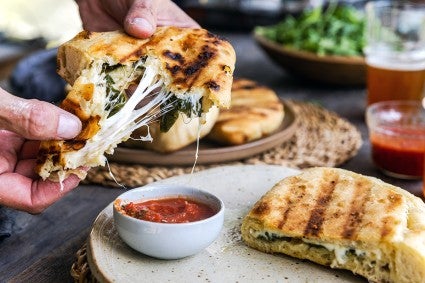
[57,28,235,109]
[56,30,149,85]
[35,81,100,176]
[144,27,234,109]
[207,78,284,145]
[245,167,407,243]
[241,167,425,283]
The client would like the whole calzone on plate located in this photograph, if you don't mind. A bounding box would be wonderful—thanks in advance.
[241,167,425,283]
[35,27,235,182]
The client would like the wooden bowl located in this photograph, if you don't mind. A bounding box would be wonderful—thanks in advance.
[254,33,366,86]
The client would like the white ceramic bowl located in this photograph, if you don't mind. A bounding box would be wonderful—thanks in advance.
[113,183,225,259]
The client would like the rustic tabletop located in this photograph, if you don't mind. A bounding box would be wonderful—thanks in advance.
[0,31,422,283]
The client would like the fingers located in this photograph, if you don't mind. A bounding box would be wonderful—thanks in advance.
[31,176,82,214]
[0,131,86,213]
[14,159,39,179]
[124,0,157,38]
[124,0,200,38]
[18,140,40,160]
[77,0,199,38]
[0,173,82,214]
[0,89,82,140]
[0,130,26,173]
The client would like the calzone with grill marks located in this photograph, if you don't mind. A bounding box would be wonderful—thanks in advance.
[35,27,235,182]
[241,167,425,283]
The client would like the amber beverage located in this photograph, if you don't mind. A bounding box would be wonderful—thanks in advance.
[367,60,425,105]
[423,154,425,198]
[365,2,425,105]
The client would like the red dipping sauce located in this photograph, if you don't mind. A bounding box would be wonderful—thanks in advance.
[370,126,425,179]
[121,197,216,223]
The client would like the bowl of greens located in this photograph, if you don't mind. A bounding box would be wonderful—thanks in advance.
[254,3,366,85]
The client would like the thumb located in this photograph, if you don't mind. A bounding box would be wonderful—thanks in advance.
[0,90,81,140]
[123,0,157,38]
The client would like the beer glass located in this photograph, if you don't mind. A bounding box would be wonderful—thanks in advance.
[365,1,425,105]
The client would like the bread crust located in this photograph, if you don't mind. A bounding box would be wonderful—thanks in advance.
[207,78,284,145]
[57,28,235,109]
[241,167,425,283]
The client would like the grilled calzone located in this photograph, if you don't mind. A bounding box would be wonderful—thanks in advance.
[207,78,284,145]
[241,167,425,283]
[35,27,235,181]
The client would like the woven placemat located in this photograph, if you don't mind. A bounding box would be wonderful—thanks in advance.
[71,99,362,282]
[81,100,362,188]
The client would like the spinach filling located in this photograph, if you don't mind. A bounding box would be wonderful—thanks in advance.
[100,61,202,132]
[101,64,128,118]
[105,74,127,118]
[257,232,333,251]
[159,95,203,132]
[257,231,293,243]
[256,232,368,263]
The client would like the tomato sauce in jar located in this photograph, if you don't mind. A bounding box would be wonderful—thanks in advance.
[121,197,216,223]
[370,127,425,179]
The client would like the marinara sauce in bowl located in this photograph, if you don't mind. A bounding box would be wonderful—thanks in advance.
[366,100,425,179]
[113,184,224,259]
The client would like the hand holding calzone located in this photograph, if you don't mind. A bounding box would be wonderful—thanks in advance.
[76,0,199,38]
[0,0,200,213]
[0,88,84,213]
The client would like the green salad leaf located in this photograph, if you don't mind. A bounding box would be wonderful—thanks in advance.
[159,96,203,132]
[255,4,365,56]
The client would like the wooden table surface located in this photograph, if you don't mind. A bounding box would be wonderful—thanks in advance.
[0,31,423,283]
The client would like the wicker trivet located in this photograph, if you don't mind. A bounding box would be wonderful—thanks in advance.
[71,100,362,282]
[71,243,96,283]
[81,100,362,188]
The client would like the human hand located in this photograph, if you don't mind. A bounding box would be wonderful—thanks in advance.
[76,0,199,38]
[0,88,83,213]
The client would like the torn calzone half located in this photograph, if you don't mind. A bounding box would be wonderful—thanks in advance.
[241,167,425,283]
[35,27,235,181]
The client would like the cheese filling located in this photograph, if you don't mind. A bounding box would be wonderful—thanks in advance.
[250,229,382,267]
[60,56,205,172]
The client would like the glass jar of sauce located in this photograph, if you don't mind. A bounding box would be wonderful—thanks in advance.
[366,101,425,179]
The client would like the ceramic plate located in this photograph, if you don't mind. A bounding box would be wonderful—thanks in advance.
[87,165,366,283]
[107,102,297,166]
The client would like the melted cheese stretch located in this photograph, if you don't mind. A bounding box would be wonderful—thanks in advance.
[190,120,202,175]
[61,56,205,173]
[62,59,167,170]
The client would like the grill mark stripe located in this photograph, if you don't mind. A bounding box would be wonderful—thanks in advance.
[182,33,217,89]
[182,33,199,88]
[232,82,258,91]
[278,183,307,229]
[381,193,403,239]
[185,51,214,88]
[278,206,291,230]
[342,178,372,239]
[117,31,220,91]
[304,174,338,237]
[381,216,393,239]
[118,46,145,63]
